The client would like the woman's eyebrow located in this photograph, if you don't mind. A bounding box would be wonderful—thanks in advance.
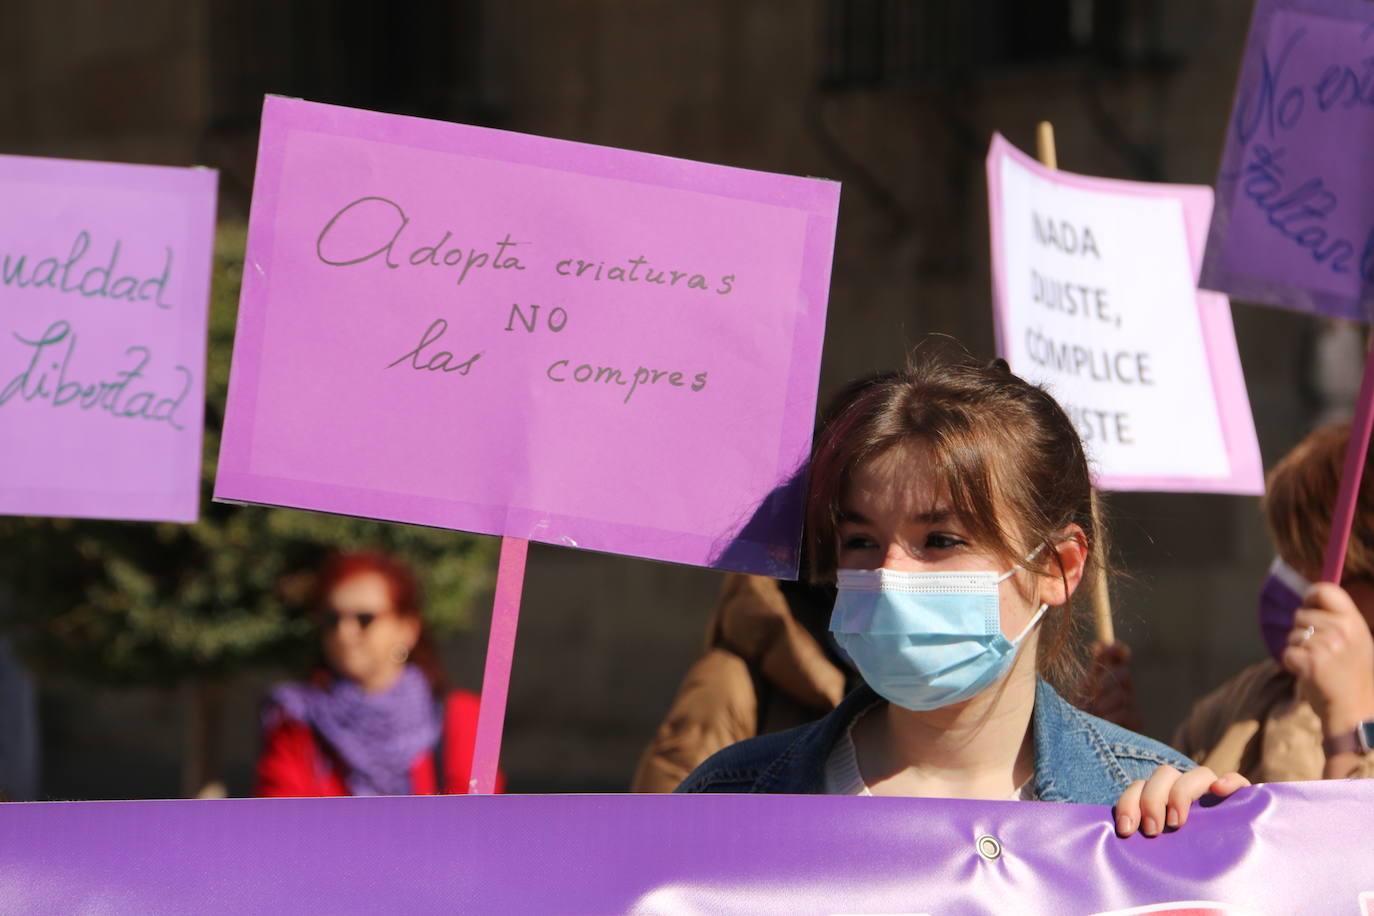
[838,507,957,524]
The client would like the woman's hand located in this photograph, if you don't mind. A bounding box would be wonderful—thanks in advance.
[1282,582,1374,740]
[1113,765,1248,837]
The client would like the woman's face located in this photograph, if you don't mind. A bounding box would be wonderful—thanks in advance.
[837,449,1042,639]
[320,570,420,693]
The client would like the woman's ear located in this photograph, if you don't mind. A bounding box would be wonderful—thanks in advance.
[399,615,422,651]
[1039,524,1088,607]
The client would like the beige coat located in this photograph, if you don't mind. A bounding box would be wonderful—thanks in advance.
[1173,658,1374,782]
[630,574,848,793]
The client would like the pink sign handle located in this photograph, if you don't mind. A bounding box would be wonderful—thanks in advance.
[1322,334,1374,584]
[468,536,529,794]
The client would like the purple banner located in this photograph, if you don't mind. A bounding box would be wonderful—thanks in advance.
[2,781,1371,913]
[1200,0,1374,321]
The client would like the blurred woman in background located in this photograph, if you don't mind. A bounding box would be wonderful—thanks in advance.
[1174,422,1374,783]
[631,572,852,793]
[255,551,501,796]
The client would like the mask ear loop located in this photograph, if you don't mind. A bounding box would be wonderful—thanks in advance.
[998,541,1052,643]
[994,541,1050,583]
[1011,603,1050,645]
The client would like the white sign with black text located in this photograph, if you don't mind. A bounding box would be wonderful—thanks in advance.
[987,134,1261,494]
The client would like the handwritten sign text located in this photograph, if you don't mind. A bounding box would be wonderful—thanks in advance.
[0,154,216,522]
[214,98,838,575]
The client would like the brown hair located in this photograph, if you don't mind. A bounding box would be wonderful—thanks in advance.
[313,551,447,697]
[805,351,1098,692]
[1264,422,1374,583]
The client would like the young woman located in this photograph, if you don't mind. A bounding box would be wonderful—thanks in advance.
[678,355,1243,836]
[255,551,502,796]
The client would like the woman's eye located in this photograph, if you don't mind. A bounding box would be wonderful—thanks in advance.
[841,534,879,551]
[925,533,965,550]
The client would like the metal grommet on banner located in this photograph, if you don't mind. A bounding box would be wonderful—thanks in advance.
[975,835,1002,861]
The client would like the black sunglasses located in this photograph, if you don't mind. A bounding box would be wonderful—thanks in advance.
[321,611,381,631]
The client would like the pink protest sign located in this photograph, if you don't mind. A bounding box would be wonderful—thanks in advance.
[987,134,1262,494]
[0,154,217,522]
[215,97,838,575]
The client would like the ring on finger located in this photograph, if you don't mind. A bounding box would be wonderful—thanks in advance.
[1302,624,1316,643]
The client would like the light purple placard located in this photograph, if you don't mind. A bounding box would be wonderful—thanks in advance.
[987,134,1263,495]
[1201,0,1374,321]
[215,97,839,576]
[1,782,1371,913]
[0,154,217,523]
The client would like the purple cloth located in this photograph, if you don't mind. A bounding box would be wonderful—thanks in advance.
[2,782,1373,912]
[1257,556,1308,662]
[265,666,439,796]
[1201,0,1374,321]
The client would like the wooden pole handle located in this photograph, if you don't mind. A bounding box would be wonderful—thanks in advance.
[1036,121,1058,171]
[1088,490,1116,646]
[1035,120,1115,646]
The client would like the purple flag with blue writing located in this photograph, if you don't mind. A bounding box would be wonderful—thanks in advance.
[1201,0,1374,321]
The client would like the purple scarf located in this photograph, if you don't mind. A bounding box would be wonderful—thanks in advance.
[1258,556,1309,663]
[265,666,440,796]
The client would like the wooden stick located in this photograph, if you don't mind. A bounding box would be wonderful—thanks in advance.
[468,536,529,794]
[1036,120,1115,645]
[1088,490,1116,646]
[1322,332,1374,583]
[1036,121,1058,171]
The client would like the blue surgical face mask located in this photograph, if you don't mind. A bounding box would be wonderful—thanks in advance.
[829,566,1048,711]
[1258,557,1308,663]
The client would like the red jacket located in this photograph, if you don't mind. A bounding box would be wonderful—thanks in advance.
[254,689,505,796]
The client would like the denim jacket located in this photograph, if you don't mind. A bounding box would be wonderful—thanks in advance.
[676,679,1193,804]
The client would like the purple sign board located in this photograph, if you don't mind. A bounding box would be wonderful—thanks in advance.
[0,155,216,522]
[1,782,1371,913]
[214,97,839,576]
[1201,0,1374,321]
